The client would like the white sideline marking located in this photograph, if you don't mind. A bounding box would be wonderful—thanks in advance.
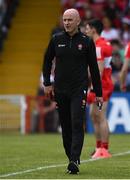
[0,151,130,178]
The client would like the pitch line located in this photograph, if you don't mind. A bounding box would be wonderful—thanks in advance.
[0,150,130,178]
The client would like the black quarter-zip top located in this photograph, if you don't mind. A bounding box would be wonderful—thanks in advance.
[43,31,102,97]
[69,37,72,48]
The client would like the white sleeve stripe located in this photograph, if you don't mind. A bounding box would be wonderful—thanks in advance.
[96,47,102,59]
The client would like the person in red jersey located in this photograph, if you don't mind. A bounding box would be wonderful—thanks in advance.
[86,19,114,159]
[120,42,130,91]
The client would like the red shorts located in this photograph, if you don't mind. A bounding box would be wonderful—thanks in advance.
[87,86,113,104]
[87,68,114,104]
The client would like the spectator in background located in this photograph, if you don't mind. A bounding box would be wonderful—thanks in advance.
[83,4,94,22]
[79,20,86,34]
[31,96,58,133]
[0,0,7,24]
[111,52,123,91]
[2,0,19,29]
[74,0,89,19]
[120,42,130,91]
[103,0,121,28]
[101,16,119,41]
[61,0,76,12]
[0,0,19,54]
[91,0,106,19]
[120,16,130,46]
[111,39,124,63]
[111,40,124,90]
[116,0,128,12]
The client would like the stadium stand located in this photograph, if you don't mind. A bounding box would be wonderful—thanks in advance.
[0,0,19,53]
[0,0,60,95]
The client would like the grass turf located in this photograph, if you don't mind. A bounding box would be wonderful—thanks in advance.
[0,133,130,179]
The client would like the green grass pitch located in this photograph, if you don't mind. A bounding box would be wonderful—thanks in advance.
[0,133,130,179]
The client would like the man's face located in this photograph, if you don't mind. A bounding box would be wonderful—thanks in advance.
[63,13,78,33]
[85,24,93,37]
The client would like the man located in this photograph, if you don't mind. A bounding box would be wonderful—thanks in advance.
[43,9,103,174]
[86,19,113,158]
[120,42,130,91]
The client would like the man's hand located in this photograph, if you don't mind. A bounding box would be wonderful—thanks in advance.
[95,97,103,111]
[43,85,54,99]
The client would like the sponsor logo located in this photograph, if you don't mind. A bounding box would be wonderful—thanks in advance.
[58,44,66,47]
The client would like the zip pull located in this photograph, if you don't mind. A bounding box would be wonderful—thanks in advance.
[69,37,72,48]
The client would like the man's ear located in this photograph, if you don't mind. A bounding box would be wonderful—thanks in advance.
[77,18,81,26]
[77,22,80,26]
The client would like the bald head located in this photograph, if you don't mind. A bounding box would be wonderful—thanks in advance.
[63,8,81,36]
[63,8,80,22]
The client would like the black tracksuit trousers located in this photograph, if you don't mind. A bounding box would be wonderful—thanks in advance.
[55,90,86,162]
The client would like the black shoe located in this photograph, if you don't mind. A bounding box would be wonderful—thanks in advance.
[77,158,80,165]
[67,161,79,174]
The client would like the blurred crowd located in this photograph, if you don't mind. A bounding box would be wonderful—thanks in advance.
[0,0,19,54]
[51,0,130,91]
[61,0,130,45]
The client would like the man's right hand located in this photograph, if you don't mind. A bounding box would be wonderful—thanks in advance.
[95,97,103,111]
